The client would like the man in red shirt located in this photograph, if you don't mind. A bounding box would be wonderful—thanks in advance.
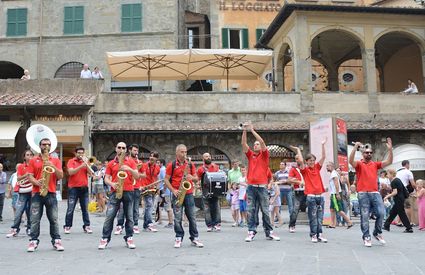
[64,147,93,234]
[291,139,327,243]
[349,138,393,247]
[242,122,280,242]
[197,152,221,232]
[7,150,34,238]
[288,163,306,233]
[98,142,139,250]
[27,138,64,252]
[115,144,144,235]
[140,151,160,232]
[164,144,203,248]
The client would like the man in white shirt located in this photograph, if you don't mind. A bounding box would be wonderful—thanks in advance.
[396,160,416,224]
[80,64,92,79]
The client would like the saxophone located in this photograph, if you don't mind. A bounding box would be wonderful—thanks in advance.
[40,145,55,197]
[176,157,192,206]
[115,151,128,199]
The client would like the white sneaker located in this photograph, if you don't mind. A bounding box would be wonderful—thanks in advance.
[27,240,38,252]
[98,238,108,250]
[174,237,182,248]
[6,228,18,238]
[207,226,213,232]
[214,224,221,232]
[318,234,328,243]
[232,223,237,227]
[126,237,136,249]
[146,224,158,232]
[364,237,372,247]
[289,226,296,233]
[64,227,71,234]
[311,235,318,243]
[114,226,123,235]
[191,238,204,248]
[266,231,281,241]
[373,234,386,245]
[83,226,93,234]
[133,226,140,234]
[245,231,256,242]
[53,239,64,251]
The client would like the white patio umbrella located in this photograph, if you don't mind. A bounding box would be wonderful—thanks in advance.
[188,49,273,91]
[106,49,191,89]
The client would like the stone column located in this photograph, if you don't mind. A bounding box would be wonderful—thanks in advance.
[362,48,379,113]
[422,52,425,92]
[327,67,339,91]
[293,15,313,112]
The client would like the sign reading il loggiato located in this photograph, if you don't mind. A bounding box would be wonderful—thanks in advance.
[219,0,282,12]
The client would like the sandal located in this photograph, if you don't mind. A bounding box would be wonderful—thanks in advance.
[347,223,354,229]
[327,225,336,229]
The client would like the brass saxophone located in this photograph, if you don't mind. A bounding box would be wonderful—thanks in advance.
[115,151,128,199]
[177,157,192,206]
[40,145,55,197]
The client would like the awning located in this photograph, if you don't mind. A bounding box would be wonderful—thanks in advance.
[384,144,425,171]
[0,121,21,147]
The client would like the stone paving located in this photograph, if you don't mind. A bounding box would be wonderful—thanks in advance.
[0,200,424,275]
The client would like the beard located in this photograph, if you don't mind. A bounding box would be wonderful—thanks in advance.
[204,159,212,165]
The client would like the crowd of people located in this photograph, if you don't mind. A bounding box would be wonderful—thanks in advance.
[1,123,424,253]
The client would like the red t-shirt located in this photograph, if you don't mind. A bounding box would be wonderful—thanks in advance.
[27,155,62,194]
[16,162,31,192]
[133,158,143,188]
[289,167,302,189]
[166,160,196,194]
[141,162,160,187]
[245,148,270,185]
[355,160,382,192]
[196,163,219,180]
[105,157,137,192]
[300,163,325,195]
[67,158,89,188]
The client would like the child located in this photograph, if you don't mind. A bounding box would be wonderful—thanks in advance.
[230,183,240,227]
[269,178,282,227]
[417,179,425,230]
[349,185,360,217]
[238,166,248,227]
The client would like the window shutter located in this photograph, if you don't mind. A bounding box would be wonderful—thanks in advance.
[74,6,84,34]
[64,7,73,34]
[221,28,229,48]
[121,4,131,32]
[242,28,249,49]
[256,29,265,43]
[132,4,142,32]
[7,9,17,36]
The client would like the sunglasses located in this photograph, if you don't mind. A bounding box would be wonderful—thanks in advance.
[41,143,51,146]
[364,152,373,155]
[117,146,126,149]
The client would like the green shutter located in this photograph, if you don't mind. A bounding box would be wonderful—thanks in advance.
[132,4,142,32]
[256,29,264,43]
[122,4,142,32]
[221,28,229,48]
[64,6,84,34]
[74,6,84,34]
[7,8,27,36]
[242,28,249,49]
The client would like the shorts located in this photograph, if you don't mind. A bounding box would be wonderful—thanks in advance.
[330,194,343,212]
[404,196,413,208]
[12,193,19,208]
[94,185,105,194]
[239,199,247,212]
[163,194,172,211]
[231,204,240,211]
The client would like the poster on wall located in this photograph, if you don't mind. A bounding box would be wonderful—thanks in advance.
[336,118,348,172]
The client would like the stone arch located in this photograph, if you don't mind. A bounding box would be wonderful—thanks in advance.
[54,61,84,78]
[0,61,24,79]
[187,145,231,167]
[311,27,365,91]
[374,30,424,92]
[267,144,296,172]
[276,39,294,92]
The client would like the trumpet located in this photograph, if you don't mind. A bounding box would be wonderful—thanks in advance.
[81,155,95,174]
[141,179,163,196]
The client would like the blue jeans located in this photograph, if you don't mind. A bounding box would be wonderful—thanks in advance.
[358,192,384,240]
[64,187,90,228]
[172,193,198,241]
[102,191,134,241]
[280,188,294,215]
[247,185,273,236]
[351,200,360,216]
[30,193,61,244]
[203,196,221,227]
[143,193,154,229]
[117,189,141,227]
[11,192,32,232]
[306,196,324,237]
[289,191,306,227]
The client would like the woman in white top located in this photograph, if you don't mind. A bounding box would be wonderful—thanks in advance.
[402,79,418,94]
[91,67,104,80]
[21,69,30,80]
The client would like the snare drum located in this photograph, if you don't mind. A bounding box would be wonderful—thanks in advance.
[202,171,227,198]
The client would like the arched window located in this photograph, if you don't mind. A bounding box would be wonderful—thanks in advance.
[54,62,84,78]
[0,61,24,79]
